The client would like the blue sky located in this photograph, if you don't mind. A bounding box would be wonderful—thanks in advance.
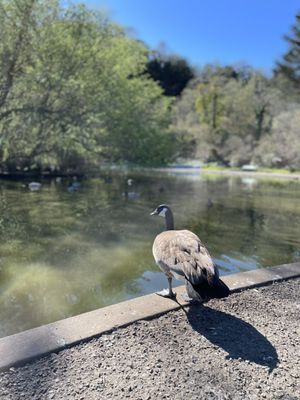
[77,0,299,72]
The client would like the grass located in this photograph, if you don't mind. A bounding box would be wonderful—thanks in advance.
[257,167,295,174]
[202,164,300,174]
[202,164,239,171]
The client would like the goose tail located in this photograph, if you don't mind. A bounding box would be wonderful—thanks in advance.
[185,276,230,302]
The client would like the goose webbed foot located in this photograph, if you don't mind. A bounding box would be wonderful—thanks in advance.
[156,289,176,299]
[182,293,202,304]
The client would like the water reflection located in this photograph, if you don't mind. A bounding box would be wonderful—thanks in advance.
[0,172,299,337]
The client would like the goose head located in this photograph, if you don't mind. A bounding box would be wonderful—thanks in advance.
[150,204,174,230]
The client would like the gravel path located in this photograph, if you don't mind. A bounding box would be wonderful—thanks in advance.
[0,279,299,400]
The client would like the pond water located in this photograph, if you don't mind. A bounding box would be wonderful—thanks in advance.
[0,170,299,337]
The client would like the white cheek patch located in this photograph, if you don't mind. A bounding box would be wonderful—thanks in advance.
[158,208,167,217]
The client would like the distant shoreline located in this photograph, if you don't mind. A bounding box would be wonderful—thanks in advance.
[0,166,300,181]
[201,168,300,180]
[153,166,300,180]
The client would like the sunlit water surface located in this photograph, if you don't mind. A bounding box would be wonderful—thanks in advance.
[0,171,299,337]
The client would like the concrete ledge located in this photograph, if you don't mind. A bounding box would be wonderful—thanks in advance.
[224,263,300,292]
[0,262,299,371]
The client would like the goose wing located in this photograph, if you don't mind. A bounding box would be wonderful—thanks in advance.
[152,229,218,284]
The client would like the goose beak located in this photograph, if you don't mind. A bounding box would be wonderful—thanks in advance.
[150,209,158,216]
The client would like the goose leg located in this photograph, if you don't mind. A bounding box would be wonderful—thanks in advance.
[156,277,176,299]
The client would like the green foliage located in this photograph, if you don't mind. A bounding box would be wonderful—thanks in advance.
[0,0,173,171]
[0,2,299,171]
[146,47,195,96]
[254,109,300,169]
[171,62,297,167]
[275,13,300,97]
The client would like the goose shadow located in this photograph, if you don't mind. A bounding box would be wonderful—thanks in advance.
[185,304,279,371]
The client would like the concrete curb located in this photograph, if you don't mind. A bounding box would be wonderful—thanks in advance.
[0,262,299,371]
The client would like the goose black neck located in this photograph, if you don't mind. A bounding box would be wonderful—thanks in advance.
[165,209,174,230]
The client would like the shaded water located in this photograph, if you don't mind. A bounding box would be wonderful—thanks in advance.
[0,171,299,337]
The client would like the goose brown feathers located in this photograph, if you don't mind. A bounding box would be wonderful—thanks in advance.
[151,204,230,301]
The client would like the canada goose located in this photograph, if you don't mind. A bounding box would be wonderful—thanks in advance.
[71,176,81,188]
[150,204,230,301]
[67,176,81,192]
[123,178,140,200]
[28,182,42,191]
[127,178,134,186]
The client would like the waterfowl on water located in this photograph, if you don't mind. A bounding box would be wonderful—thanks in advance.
[28,182,42,191]
[150,204,230,302]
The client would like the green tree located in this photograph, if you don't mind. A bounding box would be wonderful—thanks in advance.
[254,109,300,169]
[172,66,284,166]
[146,46,194,97]
[0,0,173,172]
[224,74,281,144]
[218,74,283,166]
[275,12,300,95]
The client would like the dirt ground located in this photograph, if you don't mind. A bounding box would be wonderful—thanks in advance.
[0,279,299,400]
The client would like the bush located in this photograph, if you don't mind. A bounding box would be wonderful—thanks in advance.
[254,110,300,169]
